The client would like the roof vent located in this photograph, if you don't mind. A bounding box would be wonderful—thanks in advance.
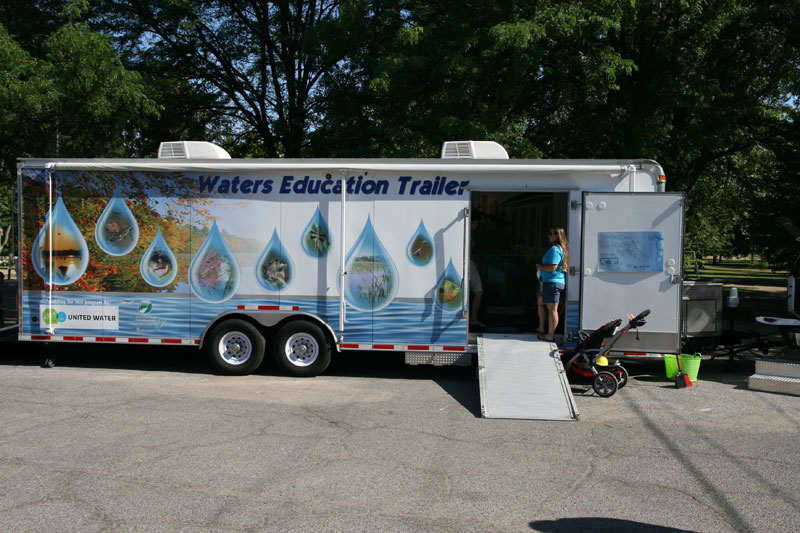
[158,141,231,159]
[441,141,508,159]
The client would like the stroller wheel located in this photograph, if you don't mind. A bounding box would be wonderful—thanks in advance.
[593,371,618,397]
[611,365,629,388]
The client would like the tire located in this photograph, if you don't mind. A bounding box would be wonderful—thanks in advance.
[611,365,629,388]
[273,320,331,377]
[206,319,266,375]
[592,371,618,397]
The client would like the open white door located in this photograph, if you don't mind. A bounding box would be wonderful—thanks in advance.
[580,192,685,353]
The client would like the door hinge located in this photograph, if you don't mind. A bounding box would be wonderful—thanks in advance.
[570,200,582,210]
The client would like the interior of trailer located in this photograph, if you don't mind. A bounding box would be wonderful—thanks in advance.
[470,191,569,334]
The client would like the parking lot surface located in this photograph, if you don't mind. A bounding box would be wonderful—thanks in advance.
[1,339,799,532]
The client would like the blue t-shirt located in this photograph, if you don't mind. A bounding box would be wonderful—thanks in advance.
[541,245,565,284]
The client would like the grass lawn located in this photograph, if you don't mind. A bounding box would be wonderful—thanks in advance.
[685,258,788,287]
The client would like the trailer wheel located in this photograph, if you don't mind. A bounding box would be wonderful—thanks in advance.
[273,321,331,377]
[206,319,265,375]
[592,371,618,397]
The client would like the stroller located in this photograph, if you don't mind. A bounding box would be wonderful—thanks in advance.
[560,309,651,397]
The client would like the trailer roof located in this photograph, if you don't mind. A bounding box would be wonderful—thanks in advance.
[18,157,664,176]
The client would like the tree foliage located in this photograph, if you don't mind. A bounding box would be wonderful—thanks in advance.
[2,0,799,267]
[94,0,383,157]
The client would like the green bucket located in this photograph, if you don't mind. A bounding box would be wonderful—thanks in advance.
[664,353,702,383]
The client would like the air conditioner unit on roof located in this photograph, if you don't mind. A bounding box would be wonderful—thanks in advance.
[158,141,231,159]
[441,141,509,159]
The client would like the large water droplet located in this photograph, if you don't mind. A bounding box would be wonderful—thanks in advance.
[139,228,178,287]
[406,219,434,266]
[434,259,463,312]
[344,216,398,311]
[255,229,294,291]
[188,221,240,303]
[31,196,89,285]
[95,188,140,256]
[301,207,332,257]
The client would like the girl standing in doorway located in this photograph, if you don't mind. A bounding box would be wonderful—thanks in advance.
[536,226,568,342]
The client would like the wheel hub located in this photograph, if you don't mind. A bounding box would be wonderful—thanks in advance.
[218,331,252,365]
[285,333,319,366]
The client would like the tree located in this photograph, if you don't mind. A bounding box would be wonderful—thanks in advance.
[94,0,382,157]
[0,4,159,258]
[0,24,56,256]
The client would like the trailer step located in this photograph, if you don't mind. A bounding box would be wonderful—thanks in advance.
[477,334,579,421]
[755,359,800,379]
[748,374,800,396]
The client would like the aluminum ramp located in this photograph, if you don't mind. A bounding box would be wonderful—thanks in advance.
[478,334,579,420]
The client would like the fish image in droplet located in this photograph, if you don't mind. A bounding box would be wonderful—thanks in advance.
[343,216,398,311]
[31,196,89,285]
[95,188,140,256]
[255,229,294,291]
[139,228,178,287]
[301,207,332,257]
[434,259,463,312]
[188,221,241,303]
[406,219,434,266]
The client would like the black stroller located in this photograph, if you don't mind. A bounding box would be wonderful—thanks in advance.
[560,309,651,397]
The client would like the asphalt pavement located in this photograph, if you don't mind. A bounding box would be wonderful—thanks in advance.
[0,334,798,532]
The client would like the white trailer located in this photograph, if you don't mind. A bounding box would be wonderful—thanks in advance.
[17,141,685,391]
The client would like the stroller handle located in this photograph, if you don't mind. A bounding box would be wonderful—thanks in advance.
[629,309,651,327]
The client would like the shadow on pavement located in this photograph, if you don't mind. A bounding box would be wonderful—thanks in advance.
[530,517,693,532]
[1,332,483,414]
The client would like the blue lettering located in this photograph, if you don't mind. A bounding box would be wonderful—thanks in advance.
[198,175,220,192]
[280,176,293,193]
[293,176,309,193]
[398,176,412,194]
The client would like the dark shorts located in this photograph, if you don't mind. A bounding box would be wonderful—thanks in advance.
[540,282,565,304]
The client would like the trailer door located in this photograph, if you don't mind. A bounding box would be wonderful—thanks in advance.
[580,192,685,354]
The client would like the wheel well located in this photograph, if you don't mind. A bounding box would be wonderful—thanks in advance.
[199,312,338,352]
[270,315,339,353]
[199,313,266,349]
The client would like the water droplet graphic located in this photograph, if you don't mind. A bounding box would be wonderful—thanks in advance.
[189,221,240,303]
[301,207,332,257]
[255,229,294,291]
[406,219,434,266]
[343,217,398,311]
[95,188,140,256]
[139,228,178,287]
[31,196,90,285]
[434,259,463,312]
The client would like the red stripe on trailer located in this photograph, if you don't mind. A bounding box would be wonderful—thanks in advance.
[31,335,50,340]
[340,343,360,349]
[372,344,394,350]
[162,338,183,344]
[129,338,149,343]
[443,346,466,351]
[623,352,647,356]
[236,304,301,311]
[407,345,430,351]
[96,337,117,342]
[63,336,83,341]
